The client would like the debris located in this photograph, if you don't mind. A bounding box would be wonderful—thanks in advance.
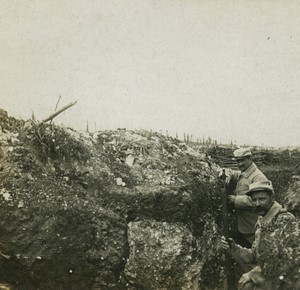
[0,108,298,289]
[125,155,135,166]
[2,192,12,201]
[116,178,123,186]
[0,252,11,260]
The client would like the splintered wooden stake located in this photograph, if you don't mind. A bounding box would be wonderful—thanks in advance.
[42,101,77,123]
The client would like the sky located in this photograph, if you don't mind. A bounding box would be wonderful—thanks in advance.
[0,0,300,147]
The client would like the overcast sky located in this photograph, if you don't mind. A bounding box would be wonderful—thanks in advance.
[1,0,300,147]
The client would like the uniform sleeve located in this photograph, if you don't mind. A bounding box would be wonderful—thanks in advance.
[234,170,267,209]
[234,195,253,209]
[226,168,241,183]
[230,243,256,264]
[252,171,268,182]
[247,265,265,286]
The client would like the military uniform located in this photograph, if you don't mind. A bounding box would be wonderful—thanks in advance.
[230,201,295,290]
[227,162,267,245]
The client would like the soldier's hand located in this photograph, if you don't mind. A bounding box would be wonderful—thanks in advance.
[220,236,229,250]
[238,273,251,289]
[220,236,235,251]
[217,168,230,184]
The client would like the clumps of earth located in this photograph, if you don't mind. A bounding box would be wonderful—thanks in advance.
[0,109,225,290]
[0,108,299,290]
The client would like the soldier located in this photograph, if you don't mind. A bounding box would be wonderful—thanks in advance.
[224,148,268,247]
[220,180,295,290]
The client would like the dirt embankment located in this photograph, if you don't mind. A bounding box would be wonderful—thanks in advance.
[0,110,225,290]
[1,109,299,290]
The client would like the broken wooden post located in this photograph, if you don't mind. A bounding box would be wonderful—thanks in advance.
[42,101,77,123]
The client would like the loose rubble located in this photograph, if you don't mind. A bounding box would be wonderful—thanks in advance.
[0,110,224,289]
[0,108,299,289]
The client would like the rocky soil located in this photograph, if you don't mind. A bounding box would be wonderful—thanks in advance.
[0,109,225,290]
[0,108,299,290]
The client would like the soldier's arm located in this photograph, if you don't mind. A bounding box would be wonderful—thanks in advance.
[230,243,256,264]
[247,265,265,286]
[217,167,240,185]
[252,172,268,182]
[234,171,267,209]
[234,195,253,209]
[227,168,241,182]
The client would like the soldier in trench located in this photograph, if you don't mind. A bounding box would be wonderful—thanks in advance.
[221,148,268,248]
[220,180,295,290]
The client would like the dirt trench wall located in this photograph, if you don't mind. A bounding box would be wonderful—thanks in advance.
[0,200,128,289]
[0,111,224,290]
[282,175,300,217]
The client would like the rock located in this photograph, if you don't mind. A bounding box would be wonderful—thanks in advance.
[124,220,203,289]
[116,177,123,186]
[125,155,135,167]
[2,192,12,201]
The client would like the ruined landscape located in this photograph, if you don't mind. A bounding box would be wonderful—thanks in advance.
[1,0,300,289]
[0,108,299,290]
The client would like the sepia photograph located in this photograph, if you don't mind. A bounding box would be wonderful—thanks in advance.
[0,1,300,289]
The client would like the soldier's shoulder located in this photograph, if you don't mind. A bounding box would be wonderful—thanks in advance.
[252,169,267,181]
[276,209,295,221]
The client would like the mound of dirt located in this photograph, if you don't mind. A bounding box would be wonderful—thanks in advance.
[0,110,224,289]
[283,176,300,217]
